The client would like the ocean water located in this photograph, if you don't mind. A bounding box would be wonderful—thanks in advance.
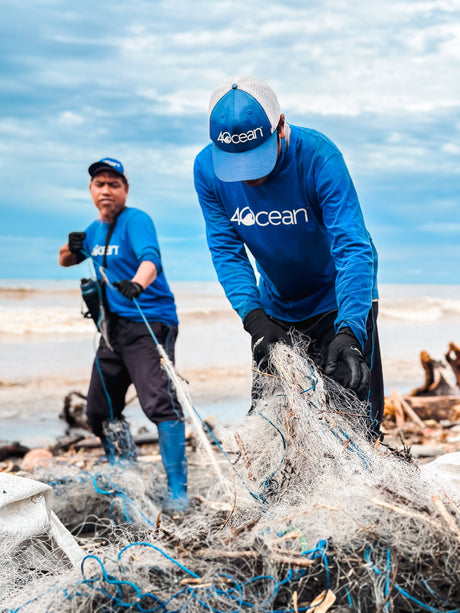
[1,279,459,446]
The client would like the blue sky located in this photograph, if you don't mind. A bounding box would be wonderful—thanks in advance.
[0,0,459,283]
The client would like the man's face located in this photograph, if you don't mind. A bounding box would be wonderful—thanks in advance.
[89,171,128,223]
[244,174,272,187]
[243,135,282,187]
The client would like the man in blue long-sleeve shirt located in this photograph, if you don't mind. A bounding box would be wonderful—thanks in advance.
[194,77,383,440]
[59,158,188,508]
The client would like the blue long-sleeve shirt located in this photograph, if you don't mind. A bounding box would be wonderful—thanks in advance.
[83,207,178,326]
[194,124,378,347]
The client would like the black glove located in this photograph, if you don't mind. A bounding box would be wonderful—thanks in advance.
[68,232,86,255]
[325,327,370,401]
[113,280,144,300]
[243,308,290,368]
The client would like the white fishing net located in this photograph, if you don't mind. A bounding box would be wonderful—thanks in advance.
[1,342,459,612]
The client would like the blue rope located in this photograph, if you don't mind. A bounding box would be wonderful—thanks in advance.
[364,547,459,612]
[299,360,319,394]
[81,554,163,611]
[117,542,199,579]
[182,539,329,613]
[257,410,286,495]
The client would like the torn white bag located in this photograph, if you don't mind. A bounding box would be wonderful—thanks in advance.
[421,451,460,503]
[0,472,84,568]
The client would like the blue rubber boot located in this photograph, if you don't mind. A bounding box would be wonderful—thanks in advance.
[101,418,138,464]
[157,419,188,511]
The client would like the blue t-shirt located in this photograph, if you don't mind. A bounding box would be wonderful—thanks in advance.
[82,207,178,326]
[194,125,378,347]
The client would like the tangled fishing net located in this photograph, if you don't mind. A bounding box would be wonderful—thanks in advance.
[1,340,460,612]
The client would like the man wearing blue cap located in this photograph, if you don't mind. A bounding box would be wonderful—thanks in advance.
[59,158,188,509]
[194,77,384,440]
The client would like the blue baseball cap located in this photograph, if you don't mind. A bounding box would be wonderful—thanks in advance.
[209,77,281,182]
[88,158,128,182]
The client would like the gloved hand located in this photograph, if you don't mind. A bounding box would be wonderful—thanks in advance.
[113,280,144,300]
[243,308,290,368]
[68,232,86,255]
[325,327,370,401]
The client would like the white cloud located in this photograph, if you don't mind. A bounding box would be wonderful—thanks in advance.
[418,223,460,234]
[0,119,37,137]
[55,188,89,201]
[58,111,85,125]
[137,87,208,115]
[442,143,460,154]
[96,0,459,116]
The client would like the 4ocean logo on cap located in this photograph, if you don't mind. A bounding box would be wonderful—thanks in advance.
[100,158,124,173]
[217,126,264,146]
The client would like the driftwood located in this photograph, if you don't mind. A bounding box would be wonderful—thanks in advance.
[446,342,460,387]
[391,390,425,428]
[59,390,90,430]
[385,342,460,426]
[73,432,159,450]
[72,429,196,451]
[391,390,405,428]
[403,395,460,422]
[49,434,87,454]
[0,442,30,462]
[410,350,458,396]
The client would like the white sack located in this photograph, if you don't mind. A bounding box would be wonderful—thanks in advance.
[421,451,460,503]
[0,472,84,568]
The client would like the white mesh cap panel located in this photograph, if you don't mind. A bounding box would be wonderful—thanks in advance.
[208,76,280,133]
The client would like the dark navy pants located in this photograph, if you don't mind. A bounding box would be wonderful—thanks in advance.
[86,317,183,438]
[270,302,384,436]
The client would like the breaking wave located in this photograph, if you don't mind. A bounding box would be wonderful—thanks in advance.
[379,296,460,322]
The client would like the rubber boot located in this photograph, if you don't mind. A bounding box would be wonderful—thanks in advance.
[157,419,188,511]
[100,418,138,464]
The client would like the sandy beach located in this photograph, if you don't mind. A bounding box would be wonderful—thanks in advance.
[1,280,460,447]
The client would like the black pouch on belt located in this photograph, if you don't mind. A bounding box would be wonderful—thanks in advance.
[80,278,104,325]
[79,215,118,330]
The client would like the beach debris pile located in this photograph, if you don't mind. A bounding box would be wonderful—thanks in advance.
[383,341,460,459]
[409,341,460,397]
[1,342,460,612]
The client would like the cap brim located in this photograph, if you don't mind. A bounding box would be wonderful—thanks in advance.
[88,162,125,179]
[211,130,278,182]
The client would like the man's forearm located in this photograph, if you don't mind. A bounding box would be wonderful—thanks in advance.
[132,260,157,288]
[58,244,78,267]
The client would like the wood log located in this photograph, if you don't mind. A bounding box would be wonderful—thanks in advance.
[403,395,460,422]
[49,434,87,454]
[391,390,405,428]
[0,442,30,461]
[72,430,194,450]
[393,390,425,428]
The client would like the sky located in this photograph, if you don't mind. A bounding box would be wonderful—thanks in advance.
[0,0,459,283]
